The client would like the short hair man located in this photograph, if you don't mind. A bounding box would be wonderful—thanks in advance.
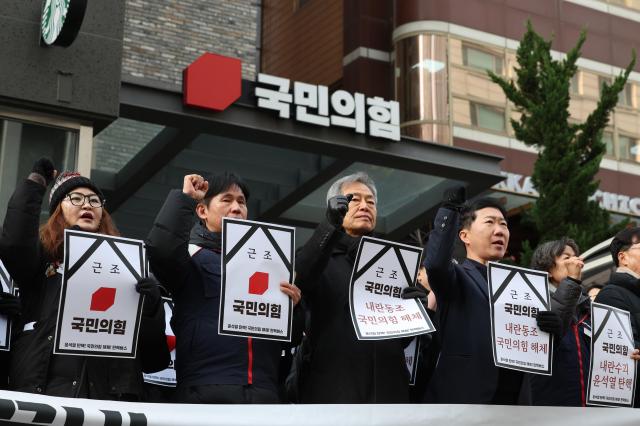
[294,172,412,403]
[595,227,640,407]
[146,173,302,404]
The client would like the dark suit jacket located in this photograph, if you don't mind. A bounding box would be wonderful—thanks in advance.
[423,207,502,403]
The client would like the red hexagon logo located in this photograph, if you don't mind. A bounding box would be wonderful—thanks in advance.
[248,272,269,295]
[183,52,242,111]
[90,287,116,312]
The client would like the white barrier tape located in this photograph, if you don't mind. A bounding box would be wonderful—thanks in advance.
[0,390,635,426]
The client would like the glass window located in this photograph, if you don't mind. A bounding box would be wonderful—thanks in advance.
[602,131,614,157]
[395,33,450,144]
[0,118,78,223]
[462,44,503,74]
[570,72,581,95]
[619,134,640,162]
[470,102,506,132]
[618,83,634,107]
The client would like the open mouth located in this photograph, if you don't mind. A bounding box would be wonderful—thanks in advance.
[80,213,94,220]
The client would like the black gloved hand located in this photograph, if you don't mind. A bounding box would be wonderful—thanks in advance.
[442,185,466,211]
[401,285,429,308]
[0,292,21,318]
[326,194,353,228]
[536,310,563,336]
[31,158,56,185]
[136,277,161,316]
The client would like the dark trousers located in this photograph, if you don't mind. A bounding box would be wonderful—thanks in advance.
[175,384,280,404]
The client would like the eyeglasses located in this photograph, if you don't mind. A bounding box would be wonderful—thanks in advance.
[65,192,104,208]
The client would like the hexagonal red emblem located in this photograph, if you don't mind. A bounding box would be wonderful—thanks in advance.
[183,52,242,111]
[90,287,116,311]
[249,272,269,295]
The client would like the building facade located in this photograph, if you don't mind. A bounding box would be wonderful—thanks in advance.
[261,0,640,255]
[0,0,504,247]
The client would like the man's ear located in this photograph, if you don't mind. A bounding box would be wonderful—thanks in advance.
[459,228,470,246]
[618,250,627,268]
[195,202,207,221]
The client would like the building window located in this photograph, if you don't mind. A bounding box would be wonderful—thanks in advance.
[395,33,450,144]
[602,131,614,157]
[0,117,79,223]
[598,77,634,107]
[570,72,581,95]
[470,102,505,132]
[462,44,503,74]
[618,82,634,107]
[618,134,640,162]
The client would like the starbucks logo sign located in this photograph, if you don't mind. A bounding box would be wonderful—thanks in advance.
[40,0,87,47]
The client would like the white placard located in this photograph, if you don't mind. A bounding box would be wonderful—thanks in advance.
[488,262,553,375]
[405,337,420,386]
[587,302,637,407]
[219,218,294,342]
[0,261,13,351]
[54,230,145,358]
[143,297,176,387]
[349,236,435,340]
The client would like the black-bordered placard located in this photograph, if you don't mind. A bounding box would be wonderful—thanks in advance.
[349,236,435,340]
[0,261,13,351]
[587,302,637,407]
[54,230,145,358]
[488,262,553,375]
[143,297,176,387]
[219,218,295,342]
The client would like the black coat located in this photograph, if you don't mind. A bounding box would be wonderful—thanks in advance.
[0,179,169,400]
[530,279,590,407]
[294,221,410,403]
[146,190,302,400]
[594,271,640,407]
[423,207,522,404]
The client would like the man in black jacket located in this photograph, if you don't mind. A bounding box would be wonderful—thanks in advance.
[295,172,412,403]
[425,189,567,404]
[146,173,302,404]
[595,227,640,407]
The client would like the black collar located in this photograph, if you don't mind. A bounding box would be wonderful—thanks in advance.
[609,272,640,298]
[189,221,222,252]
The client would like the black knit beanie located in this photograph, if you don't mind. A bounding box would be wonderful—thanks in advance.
[48,171,105,215]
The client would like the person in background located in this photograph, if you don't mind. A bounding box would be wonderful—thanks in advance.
[528,238,589,406]
[585,283,604,301]
[595,227,640,407]
[0,159,169,399]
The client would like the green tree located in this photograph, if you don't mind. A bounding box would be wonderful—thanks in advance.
[489,21,635,262]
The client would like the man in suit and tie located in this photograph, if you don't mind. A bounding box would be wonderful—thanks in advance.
[424,188,523,404]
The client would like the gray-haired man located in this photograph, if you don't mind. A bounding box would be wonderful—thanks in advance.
[294,172,411,403]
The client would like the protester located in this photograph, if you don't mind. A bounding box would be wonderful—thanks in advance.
[585,283,604,301]
[423,188,526,404]
[294,172,418,404]
[146,173,303,404]
[0,159,169,399]
[529,238,589,406]
[595,227,640,407]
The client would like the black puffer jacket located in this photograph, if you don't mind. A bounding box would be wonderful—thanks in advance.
[0,179,169,399]
[294,221,410,403]
[595,271,640,407]
[529,278,590,406]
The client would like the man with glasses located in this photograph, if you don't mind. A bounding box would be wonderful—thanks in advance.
[595,227,640,407]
